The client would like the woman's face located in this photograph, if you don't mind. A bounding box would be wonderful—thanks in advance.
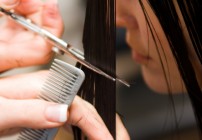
[116,0,201,93]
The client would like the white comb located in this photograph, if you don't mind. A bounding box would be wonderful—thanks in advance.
[17,59,85,140]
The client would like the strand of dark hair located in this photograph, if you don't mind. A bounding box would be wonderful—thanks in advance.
[177,0,202,64]
[73,0,116,139]
[139,1,180,137]
[146,0,202,139]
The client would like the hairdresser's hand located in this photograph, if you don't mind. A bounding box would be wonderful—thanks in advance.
[66,108,130,140]
[0,71,113,139]
[0,0,63,72]
[66,95,114,140]
[116,114,130,140]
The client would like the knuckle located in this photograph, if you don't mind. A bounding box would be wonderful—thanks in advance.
[14,57,24,67]
[69,107,89,127]
[74,114,87,127]
[84,100,97,112]
[44,3,60,19]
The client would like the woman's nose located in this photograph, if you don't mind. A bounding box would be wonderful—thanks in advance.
[116,14,127,27]
[116,0,133,27]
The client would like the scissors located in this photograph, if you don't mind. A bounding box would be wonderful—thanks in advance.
[0,7,130,87]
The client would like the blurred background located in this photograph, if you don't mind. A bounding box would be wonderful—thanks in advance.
[0,0,200,140]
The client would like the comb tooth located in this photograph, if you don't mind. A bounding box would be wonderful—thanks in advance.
[52,63,77,78]
[26,128,45,135]
[45,82,72,95]
[45,82,71,96]
[42,83,68,100]
[19,129,47,140]
[46,74,74,90]
[20,129,47,140]
[38,93,51,101]
[39,90,59,102]
[19,133,33,140]
[22,130,43,140]
[45,75,74,90]
[48,72,75,89]
[51,66,76,81]
[18,137,28,140]
[45,78,72,93]
[18,59,85,140]
[50,69,76,85]
[38,94,53,102]
[47,78,73,93]
[40,73,74,102]
[52,62,77,79]
[18,135,24,139]
[18,137,27,140]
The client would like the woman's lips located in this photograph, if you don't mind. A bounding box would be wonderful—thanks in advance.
[132,50,151,64]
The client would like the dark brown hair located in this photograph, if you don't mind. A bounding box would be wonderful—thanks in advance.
[73,0,116,139]
[140,0,202,138]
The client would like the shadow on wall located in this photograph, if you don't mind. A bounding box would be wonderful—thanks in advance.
[116,28,200,140]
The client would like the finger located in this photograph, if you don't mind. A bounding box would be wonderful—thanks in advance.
[67,96,113,140]
[0,37,53,71]
[15,0,43,16]
[116,114,130,140]
[0,97,68,130]
[41,0,63,37]
[1,0,43,27]
[0,0,20,10]
[14,0,63,36]
[0,71,48,99]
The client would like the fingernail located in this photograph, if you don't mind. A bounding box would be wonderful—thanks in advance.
[1,0,19,6]
[45,104,68,123]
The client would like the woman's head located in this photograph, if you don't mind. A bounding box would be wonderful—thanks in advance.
[116,0,202,93]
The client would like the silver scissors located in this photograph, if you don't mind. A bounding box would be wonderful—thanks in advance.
[0,7,130,87]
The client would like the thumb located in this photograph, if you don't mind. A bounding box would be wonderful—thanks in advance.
[0,97,69,130]
[0,0,20,9]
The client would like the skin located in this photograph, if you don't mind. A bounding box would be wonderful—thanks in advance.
[0,0,129,139]
[116,0,202,93]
